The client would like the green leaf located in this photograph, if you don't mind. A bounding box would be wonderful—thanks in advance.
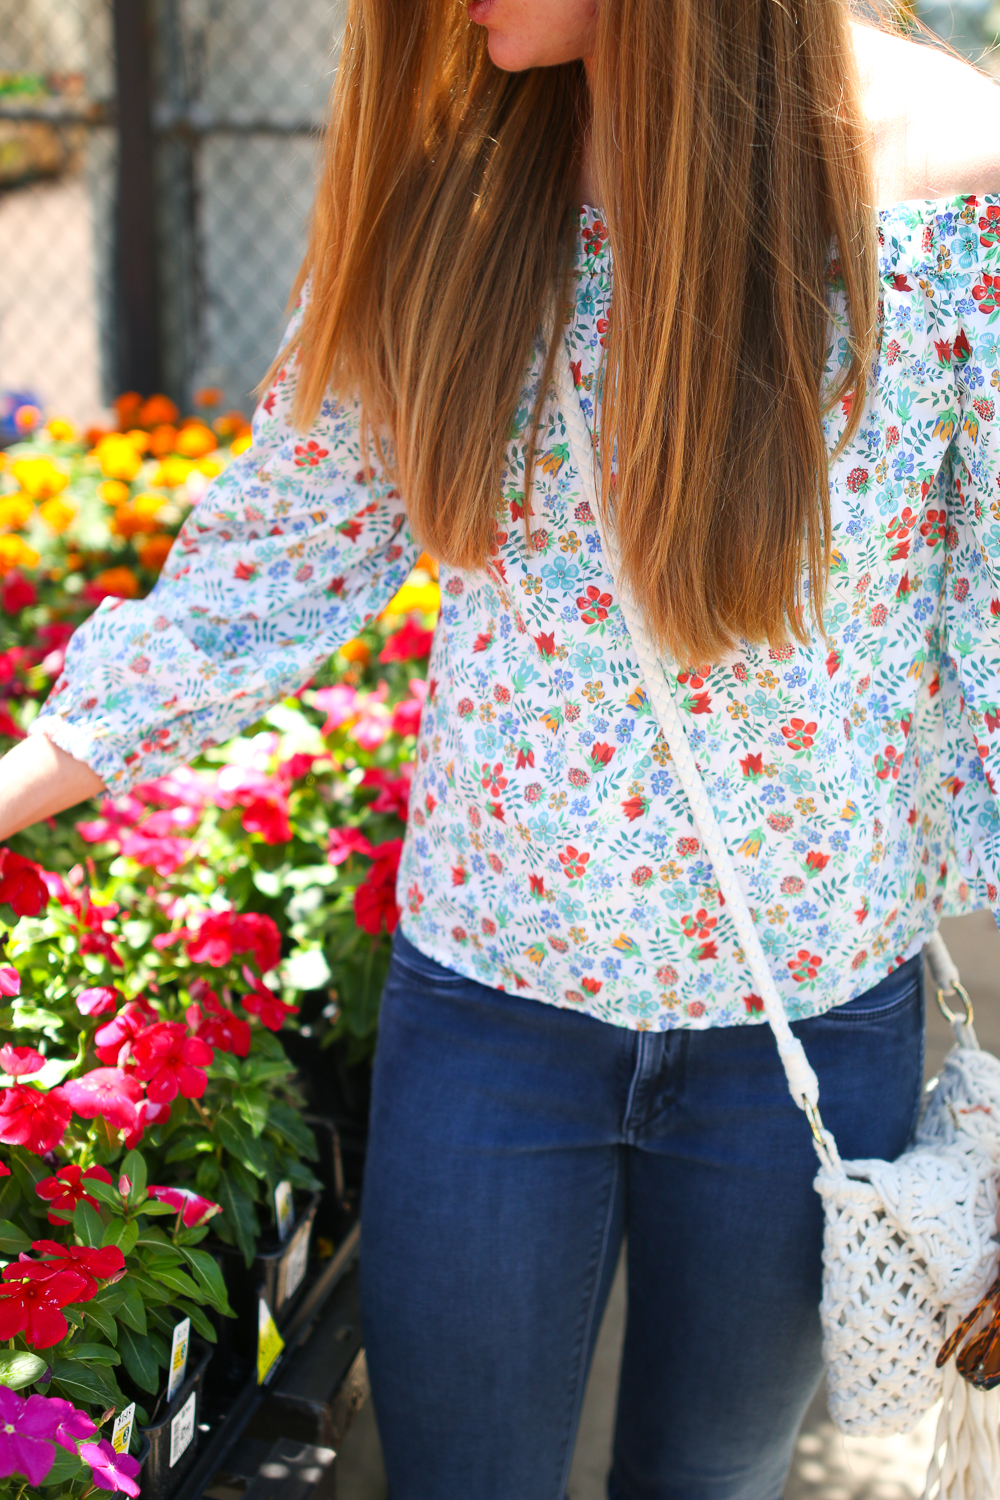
[148,1331,169,1368]
[267,1102,318,1159]
[119,1149,147,1204]
[216,1170,259,1267]
[73,1200,105,1248]
[39,1444,86,1488]
[138,1241,183,1267]
[208,1051,240,1081]
[217,1112,269,1179]
[281,1158,323,1193]
[165,1134,215,1163]
[50,1358,122,1410]
[116,1326,160,1393]
[0,1348,48,1389]
[115,1279,147,1334]
[124,1271,171,1306]
[194,1154,221,1194]
[102,1218,138,1256]
[141,1263,202,1302]
[137,1200,179,1217]
[132,1223,171,1251]
[233,1085,269,1137]
[243,1057,295,1086]
[82,1177,123,1211]
[178,1248,234,1316]
[65,1343,120,1365]
[0,1218,32,1254]
[0,1174,21,1217]
[92,1283,127,1316]
[173,1298,217,1343]
[82,1298,118,1344]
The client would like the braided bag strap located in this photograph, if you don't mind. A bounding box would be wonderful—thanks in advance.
[554,349,839,1167]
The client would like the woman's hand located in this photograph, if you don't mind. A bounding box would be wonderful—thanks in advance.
[0,736,105,842]
[854,22,1000,203]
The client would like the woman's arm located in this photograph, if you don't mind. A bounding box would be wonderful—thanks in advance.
[0,737,104,842]
[854,22,1000,202]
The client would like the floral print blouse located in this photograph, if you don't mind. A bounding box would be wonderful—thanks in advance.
[32,195,1000,1029]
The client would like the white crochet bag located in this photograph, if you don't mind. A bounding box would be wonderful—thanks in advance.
[556,349,1000,1499]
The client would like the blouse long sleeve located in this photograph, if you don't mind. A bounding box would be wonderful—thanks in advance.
[934,196,1000,902]
[30,303,417,791]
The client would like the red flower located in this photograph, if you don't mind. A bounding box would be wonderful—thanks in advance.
[0,850,49,918]
[30,1241,125,1295]
[589,742,615,768]
[0,1267,90,1347]
[621,795,648,822]
[147,1185,220,1227]
[293,440,329,467]
[328,827,375,865]
[558,846,590,880]
[353,840,402,936]
[688,693,712,715]
[0,1045,43,1077]
[581,977,602,995]
[185,909,281,973]
[451,866,467,886]
[533,631,556,658]
[529,874,545,896]
[240,971,300,1031]
[805,850,830,874]
[740,753,763,779]
[360,766,412,819]
[75,986,120,1018]
[186,988,251,1057]
[0,571,37,612]
[0,1086,70,1153]
[62,1069,144,1131]
[379,618,434,663]
[36,1165,113,1225]
[576,585,613,624]
[233,560,257,582]
[132,1023,214,1103]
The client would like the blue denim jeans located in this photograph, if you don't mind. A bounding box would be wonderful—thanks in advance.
[360,931,925,1500]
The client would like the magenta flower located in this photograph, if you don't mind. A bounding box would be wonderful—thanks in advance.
[79,1438,142,1496]
[76,987,120,1018]
[327,827,374,866]
[0,1045,44,1077]
[61,1068,144,1132]
[0,966,20,997]
[148,1184,221,1227]
[0,1388,62,1485]
[44,1395,96,1452]
[131,1022,213,1102]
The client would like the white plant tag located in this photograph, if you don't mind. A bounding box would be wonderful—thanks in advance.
[169,1391,197,1467]
[274,1180,294,1243]
[276,1217,310,1309]
[111,1402,135,1455]
[257,1297,284,1384]
[166,1316,191,1403]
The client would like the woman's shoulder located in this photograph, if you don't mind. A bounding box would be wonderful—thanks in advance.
[853,21,1000,204]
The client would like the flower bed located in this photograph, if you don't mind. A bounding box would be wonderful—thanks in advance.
[0,394,431,1494]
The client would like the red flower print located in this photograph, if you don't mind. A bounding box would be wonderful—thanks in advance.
[979,203,1000,247]
[36,1165,113,1225]
[631,866,654,886]
[972,273,1000,314]
[676,837,700,856]
[804,851,830,875]
[621,795,648,821]
[934,339,952,366]
[744,994,764,1013]
[589,742,615,768]
[688,693,712,715]
[740,753,763,779]
[529,874,546,896]
[473,631,494,653]
[233,560,257,582]
[581,977,602,995]
[780,718,817,752]
[920,508,947,547]
[481,762,507,796]
[890,273,912,292]
[452,866,467,886]
[533,631,556,657]
[293,440,329,467]
[874,745,904,781]
[682,908,718,942]
[885,339,901,365]
[576,586,613,624]
[826,649,841,677]
[0,1086,70,1154]
[558,847,590,880]
[846,467,868,493]
[788,949,822,982]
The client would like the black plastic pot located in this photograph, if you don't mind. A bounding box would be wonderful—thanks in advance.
[208,1192,322,1395]
[137,1342,212,1500]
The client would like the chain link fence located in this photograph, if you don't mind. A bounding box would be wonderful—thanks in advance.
[0,0,996,430]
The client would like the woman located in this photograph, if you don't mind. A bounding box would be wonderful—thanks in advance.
[6,2,1000,1496]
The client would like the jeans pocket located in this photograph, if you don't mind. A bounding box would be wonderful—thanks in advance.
[389,929,469,989]
[824,952,924,1026]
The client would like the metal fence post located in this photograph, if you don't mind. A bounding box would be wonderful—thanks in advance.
[113,0,161,396]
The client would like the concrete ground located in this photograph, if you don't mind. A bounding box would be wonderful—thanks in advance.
[334,909,1000,1500]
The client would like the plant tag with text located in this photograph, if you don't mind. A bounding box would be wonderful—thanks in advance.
[111,1403,135,1455]
[274,1180,294,1243]
[166,1316,190,1403]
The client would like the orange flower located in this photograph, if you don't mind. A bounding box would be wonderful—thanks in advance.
[98,480,130,506]
[340,638,371,666]
[174,423,217,459]
[0,495,33,530]
[39,497,76,534]
[110,493,162,538]
[194,386,223,408]
[114,392,143,427]
[147,424,177,457]
[0,536,39,574]
[11,457,68,500]
[213,409,249,438]
[14,405,40,433]
[151,456,194,488]
[137,533,174,571]
[230,431,252,457]
[138,394,179,428]
[45,418,77,443]
[91,566,139,599]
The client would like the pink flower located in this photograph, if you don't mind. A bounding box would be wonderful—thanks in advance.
[0,1086,71,1153]
[148,1184,221,1227]
[46,1395,97,1452]
[36,1165,113,1225]
[76,986,120,1018]
[360,766,412,820]
[79,1438,142,1497]
[117,829,192,875]
[131,1022,213,1102]
[62,1069,143,1132]
[0,1389,73,1485]
[133,767,215,809]
[93,999,156,1066]
[350,686,392,750]
[122,1095,171,1150]
[239,968,299,1031]
[0,1045,43,1077]
[379,617,434,663]
[313,683,358,734]
[390,679,427,737]
[186,988,251,1058]
[0,966,20,997]
[327,827,374,866]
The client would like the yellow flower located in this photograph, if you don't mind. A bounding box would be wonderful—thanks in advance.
[45,417,77,443]
[123,429,151,455]
[99,479,130,506]
[39,497,76,534]
[174,423,218,459]
[196,455,224,479]
[384,580,440,617]
[95,435,142,482]
[11,457,69,500]
[0,535,39,574]
[0,494,33,529]
[230,431,252,457]
[152,456,195,488]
